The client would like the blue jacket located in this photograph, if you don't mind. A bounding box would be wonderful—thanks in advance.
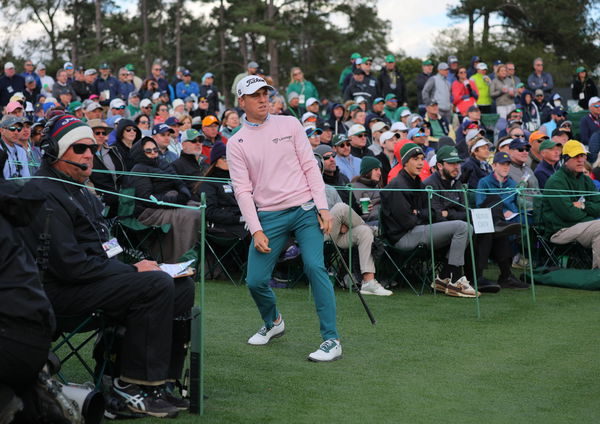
[534,159,559,189]
[579,112,600,145]
[93,75,119,106]
[118,81,135,100]
[459,156,492,189]
[476,173,518,214]
[527,72,554,97]
[176,81,199,99]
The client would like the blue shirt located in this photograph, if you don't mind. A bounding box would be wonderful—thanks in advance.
[176,81,200,99]
[335,154,361,181]
[476,173,518,214]
[0,141,31,179]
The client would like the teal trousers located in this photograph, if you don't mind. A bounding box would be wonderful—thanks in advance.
[246,206,339,341]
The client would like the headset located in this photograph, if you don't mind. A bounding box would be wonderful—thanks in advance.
[40,111,89,170]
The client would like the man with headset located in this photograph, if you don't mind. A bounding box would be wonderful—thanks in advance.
[18,113,194,418]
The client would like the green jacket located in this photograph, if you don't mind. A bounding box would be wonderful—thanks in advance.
[384,105,397,122]
[539,166,600,237]
[470,73,492,106]
[338,66,353,89]
[286,80,319,107]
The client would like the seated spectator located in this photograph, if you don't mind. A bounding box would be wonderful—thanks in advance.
[0,115,30,179]
[387,137,432,183]
[351,156,382,226]
[533,139,562,189]
[496,136,513,153]
[367,121,388,155]
[507,137,540,210]
[220,109,241,139]
[153,102,170,124]
[326,103,347,135]
[135,113,152,136]
[540,108,567,138]
[152,123,178,163]
[408,126,434,162]
[381,143,476,297]
[376,130,400,183]
[306,127,322,149]
[320,122,334,145]
[113,118,142,170]
[171,129,209,200]
[201,115,227,163]
[19,116,193,417]
[333,133,361,180]
[581,96,600,157]
[459,130,492,189]
[583,161,600,191]
[540,140,600,268]
[423,101,452,142]
[128,136,201,262]
[528,130,549,171]
[283,91,305,120]
[476,151,519,218]
[520,90,541,132]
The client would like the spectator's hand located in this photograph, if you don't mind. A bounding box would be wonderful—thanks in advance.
[412,209,417,215]
[573,201,585,209]
[340,224,349,234]
[441,210,449,218]
[502,87,508,93]
[253,230,271,253]
[134,259,161,272]
[463,80,469,86]
[504,210,514,219]
[317,209,333,235]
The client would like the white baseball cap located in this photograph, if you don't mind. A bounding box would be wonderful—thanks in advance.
[236,75,273,98]
[348,124,366,137]
[301,112,318,123]
[109,98,126,109]
[476,63,488,70]
[4,62,14,71]
[305,97,319,107]
[371,121,389,133]
[380,131,400,144]
[400,109,411,118]
[140,98,152,108]
[588,96,600,108]
[390,122,408,132]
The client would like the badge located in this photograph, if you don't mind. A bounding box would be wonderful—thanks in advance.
[301,201,315,211]
[102,237,123,258]
[299,94,306,104]
[223,184,233,193]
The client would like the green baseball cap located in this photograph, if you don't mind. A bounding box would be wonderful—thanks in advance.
[422,59,433,66]
[67,101,82,113]
[385,93,397,102]
[348,104,360,112]
[436,145,463,163]
[125,63,135,72]
[181,129,202,142]
[362,56,373,63]
[575,66,586,74]
[332,134,349,146]
[539,139,560,152]
[385,54,395,63]
[99,63,110,69]
[350,52,361,60]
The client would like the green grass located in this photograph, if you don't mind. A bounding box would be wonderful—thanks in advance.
[59,279,600,423]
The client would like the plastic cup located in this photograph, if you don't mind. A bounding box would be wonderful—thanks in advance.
[360,197,370,214]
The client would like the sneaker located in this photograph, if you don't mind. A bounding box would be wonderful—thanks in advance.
[446,276,478,298]
[360,279,393,296]
[308,339,342,362]
[247,315,285,345]
[431,275,450,293]
[512,254,529,269]
[474,277,501,293]
[280,244,300,262]
[268,278,287,288]
[112,379,178,418]
[498,275,530,290]
[163,388,189,411]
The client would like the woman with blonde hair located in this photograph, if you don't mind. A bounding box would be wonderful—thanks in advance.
[285,66,319,108]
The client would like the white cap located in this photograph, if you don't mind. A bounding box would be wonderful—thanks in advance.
[236,75,273,98]
[172,98,184,109]
[25,101,34,112]
[348,124,366,137]
[371,121,389,133]
[466,128,486,144]
[151,92,161,100]
[498,138,513,149]
[470,137,491,153]
[4,62,14,70]
[380,131,400,144]
[355,96,367,104]
[85,102,103,112]
[109,98,126,109]
[409,114,422,125]
[140,98,152,108]
[390,121,408,132]
[301,112,317,123]
[305,97,319,107]
[476,63,488,70]
[588,96,600,108]
[400,109,411,118]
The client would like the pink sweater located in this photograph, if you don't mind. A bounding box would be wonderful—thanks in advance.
[226,115,328,235]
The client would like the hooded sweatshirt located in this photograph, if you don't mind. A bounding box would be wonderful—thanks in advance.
[387,140,432,183]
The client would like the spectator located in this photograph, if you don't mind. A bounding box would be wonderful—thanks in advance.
[416,59,433,114]
[0,62,25,109]
[507,137,540,210]
[135,112,152,137]
[230,61,259,106]
[220,109,241,139]
[452,66,479,117]
[117,67,135,100]
[540,140,600,267]
[326,103,347,135]
[19,115,193,417]
[521,90,541,132]
[376,130,400,183]
[93,63,119,106]
[351,156,383,225]
[139,77,160,100]
[344,68,372,104]
[534,139,562,189]
[476,151,519,219]
[88,119,124,217]
[153,102,170,124]
[198,72,219,114]
[383,93,398,122]
[200,114,227,162]
[176,69,200,100]
[113,118,141,170]
[580,96,600,149]
[459,130,492,189]
[149,61,170,93]
[447,55,459,84]
[368,121,388,155]
[84,100,103,121]
[320,122,333,145]
[467,55,480,78]
[540,107,567,138]
[36,63,54,97]
[283,92,305,120]
[25,120,44,175]
[527,57,554,100]
[152,123,178,163]
[540,93,564,123]
[381,142,476,297]
[378,54,406,105]
[125,63,143,90]
[0,116,29,179]
[305,97,325,128]
[423,101,451,142]
[490,64,516,119]
[306,126,322,149]
[286,67,319,109]
[333,133,361,180]
[572,66,598,110]
[338,52,361,91]
[172,129,209,200]
[127,91,141,116]
[470,63,492,113]
[20,59,40,87]
[422,62,452,122]
[269,95,285,115]
[387,137,432,183]
[347,123,373,159]
[109,98,128,119]
[528,130,549,171]
[72,68,96,100]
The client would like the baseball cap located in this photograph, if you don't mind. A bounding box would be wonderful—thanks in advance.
[314,144,334,157]
[562,140,586,158]
[407,127,427,140]
[385,93,397,102]
[409,114,422,125]
[6,101,23,113]
[535,89,544,96]
[476,63,488,70]
[385,54,395,63]
[84,68,98,76]
[437,62,449,71]
[152,123,175,135]
[4,62,15,71]
[539,139,561,152]
[109,98,126,109]
[498,138,514,150]
[447,55,458,63]
[422,59,433,66]
[332,134,349,146]
[305,97,319,107]
[236,75,273,98]
[0,115,22,128]
[165,116,180,126]
[380,131,400,144]
[361,56,373,63]
[67,101,83,113]
[125,64,135,72]
[139,98,152,108]
[355,96,367,104]
[551,107,566,117]
[352,68,366,75]
[87,119,108,129]
[181,129,202,142]
[373,97,384,105]
[288,91,299,101]
[493,152,511,164]
[529,131,549,143]
[63,61,74,70]
[465,128,485,144]
[25,75,35,84]
[305,127,323,138]
[390,122,408,132]
[99,63,110,69]
[436,145,462,163]
[202,115,219,127]
[588,96,600,108]
[85,102,103,112]
[247,61,259,69]
[348,124,366,137]
[470,138,492,153]
[575,66,586,74]
[509,138,529,150]
[467,105,480,113]
[427,100,438,106]
[301,112,318,124]
[36,63,46,71]
[371,121,389,133]
[400,109,411,118]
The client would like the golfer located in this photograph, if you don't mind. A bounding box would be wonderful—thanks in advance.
[227,75,341,362]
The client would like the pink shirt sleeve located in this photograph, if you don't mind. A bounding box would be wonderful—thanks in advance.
[226,139,262,235]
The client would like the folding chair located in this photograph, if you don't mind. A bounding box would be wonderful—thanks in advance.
[52,310,115,390]
[532,225,592,270]
[204,229,248,286]
[111,188,171,263]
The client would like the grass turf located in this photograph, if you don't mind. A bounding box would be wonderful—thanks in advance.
[58,279,600,423]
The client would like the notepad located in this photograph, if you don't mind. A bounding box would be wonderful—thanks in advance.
[159,259,196,278]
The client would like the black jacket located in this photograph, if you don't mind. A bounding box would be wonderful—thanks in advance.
[326,103,348,135]
[171,152,208,201]
[71,80,96,101]
[343,78,375,104]
[460,156,492,189]
[376,151,393,185]
[378,67,407,104]
[0,74,25,108]
[381,169,430,243]
[20,164,136,287]
[423,171,467,222]
[196,168,245,235]
[198,84,219,115]
[127,140,191,216]
[91,145,125,217]
[350,145,374,159]
[1,180,55,343]
[113,119,142,171]
[415,72,432,105]
[572,77,598,110]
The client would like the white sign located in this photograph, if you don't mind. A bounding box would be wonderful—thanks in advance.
[470,208,495,234]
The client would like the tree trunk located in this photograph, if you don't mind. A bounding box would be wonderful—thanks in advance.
[267,0,278,87]
[239,33,248,66]
[140,0,151,76]
[468,11,474,49]
[175,0,183,69]
[95,0,102,55]
[71,0,79,65]
[482,10,490,47]
[219,0,227,106]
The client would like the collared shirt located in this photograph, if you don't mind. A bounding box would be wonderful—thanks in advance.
[1,139,30,179]
[242,113,271,127]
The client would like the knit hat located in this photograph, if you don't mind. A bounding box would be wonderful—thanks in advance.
[210,141,227,165]
[360,156,382,176]
[48,115,95,158]
[400,143,424,165]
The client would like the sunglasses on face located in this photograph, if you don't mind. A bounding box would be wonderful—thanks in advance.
[593,104,600,108]
[124,127,136,132]
[337,142,351,148]
[71,143,99,154]
[94,130,107,136]
[7,126,22,132]
[144,148,159,154]
[355,134,366,138]
[115,106,126,110]
[139,120,149,125]
[322,154,336,160]
[516,146,531,152]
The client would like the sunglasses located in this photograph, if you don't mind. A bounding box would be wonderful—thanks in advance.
[139,120,149,125]
[71,143,99,154]
[592,104,600,108]
[322,154,336,160]
[124,127,137,132]
[94,130,107,136]
[337,142,351,148]
[115,106,126,110]
[516,146,531,152]
[7,126,22,132]
[354,134,366,138]
[142,106,152,109]
[144,148,159,154]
